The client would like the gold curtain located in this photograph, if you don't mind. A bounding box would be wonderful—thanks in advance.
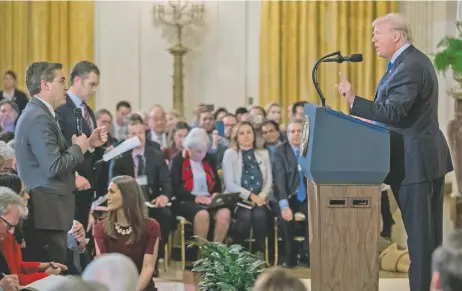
[259,1,399,120]
[0,1,95,108]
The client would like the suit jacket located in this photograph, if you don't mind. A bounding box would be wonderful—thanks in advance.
[170,152,221,202]
[56,95,103,185]
[0,89,29,112]
[222,148,273,201]
[15,98,84,231]
[112,146,172,200]
[351,45,453,185]
[272,141,306,201]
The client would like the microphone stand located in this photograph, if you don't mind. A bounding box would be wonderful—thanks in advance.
[312,51,341,107]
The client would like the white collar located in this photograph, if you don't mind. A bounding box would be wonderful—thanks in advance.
[390,43,411,65]
[34,96,55,118]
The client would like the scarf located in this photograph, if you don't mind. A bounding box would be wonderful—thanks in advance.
[181,151,215,193]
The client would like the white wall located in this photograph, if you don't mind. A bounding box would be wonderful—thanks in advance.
[95,0,261,120]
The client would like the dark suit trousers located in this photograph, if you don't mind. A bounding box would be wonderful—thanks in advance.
[233,206,269,252]
[381,190,394,237]
[75,189,94,230]
[391,177,444,291]
[148,206,173,257]
[277,197,309,262]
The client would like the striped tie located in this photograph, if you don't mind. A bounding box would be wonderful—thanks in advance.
[82,103,93,131]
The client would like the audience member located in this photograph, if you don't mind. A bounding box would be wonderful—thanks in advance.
[265,103,282,124]
[164,121,190,161]
[113,101,132,141]
[0,100,19,133]
[254,268,307,291]
[235,107,249,122]
[213,107,228,121]
[94,175,159,291]
[261,120,282,157]
[82,253,139,291]
[222,121,272,254]
[291,101,308,120]
[165,109,182,132]
[147,105,168,149]
[431,230,462,291]
[170,128,230,243]
[49,276,109,291]
[0,71,29,113]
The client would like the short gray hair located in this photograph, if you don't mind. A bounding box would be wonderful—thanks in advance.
[82,253,139,291]
[0,142,15,160]
[0,186,28,218]
[372,13,413,43]
[183,127,210,151]
[25,62,63,96]
[432,230,462,291]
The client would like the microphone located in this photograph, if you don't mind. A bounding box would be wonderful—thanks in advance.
[312,51,363,107]
[74,108,83,136]
[323,54,363,63]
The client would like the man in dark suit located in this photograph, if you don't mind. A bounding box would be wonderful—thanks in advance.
[338,14,453,291]
[272,119,309,268]
[56,61,103,232]
[1,70,29,113]
[112,116,172,272]
[15,61,107,264]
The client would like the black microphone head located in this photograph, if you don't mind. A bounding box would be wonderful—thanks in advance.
[74,108,82,118]
[351,54,363,62]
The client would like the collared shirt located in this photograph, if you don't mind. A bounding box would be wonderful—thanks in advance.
[34,96,55,118]
[67,90,95,130]
[150,130,167,147]
[389,43,411,68]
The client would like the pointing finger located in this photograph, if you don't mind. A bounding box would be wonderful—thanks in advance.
[339,72,347,82]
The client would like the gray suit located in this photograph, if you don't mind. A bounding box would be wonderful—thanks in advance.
[351,45,453,291]
[15,97,84,263]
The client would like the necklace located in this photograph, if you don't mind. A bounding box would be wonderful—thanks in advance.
[114,222,132,235]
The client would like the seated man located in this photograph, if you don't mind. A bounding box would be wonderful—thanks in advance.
[272,119,309,267]
[111,115,173,272]
[431,230,462,291]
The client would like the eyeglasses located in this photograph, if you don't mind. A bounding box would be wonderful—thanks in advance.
[0,216,16,234]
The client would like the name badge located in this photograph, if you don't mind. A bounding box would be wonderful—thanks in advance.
[136,175,148,186]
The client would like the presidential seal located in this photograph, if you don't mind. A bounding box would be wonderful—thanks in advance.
[300,114,310,157]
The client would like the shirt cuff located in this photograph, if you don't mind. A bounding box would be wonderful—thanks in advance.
[279,199,289,209]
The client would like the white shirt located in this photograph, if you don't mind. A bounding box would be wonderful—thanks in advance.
[389,43,411,69]
[150,130,167,147]
[190,160,209,196]
[34,96,56,118]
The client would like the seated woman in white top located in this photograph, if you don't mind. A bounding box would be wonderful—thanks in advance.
[170,128,231,243]
[222,121,273,253]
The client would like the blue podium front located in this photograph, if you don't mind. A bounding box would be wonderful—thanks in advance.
[298,103,390,185]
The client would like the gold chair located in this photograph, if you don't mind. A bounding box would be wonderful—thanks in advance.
[273,212,306,266]
[170,216,193,271]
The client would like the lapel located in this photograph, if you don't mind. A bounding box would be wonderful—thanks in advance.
[374,45,415,102]
[124,150,136,178]
[284,142,297,169]
[30,98,67,149]
[235,150,243,183]
[145,147,155,184]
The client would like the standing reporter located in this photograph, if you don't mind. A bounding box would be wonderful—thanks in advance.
[15,61,106,264]
[338,14,452,291]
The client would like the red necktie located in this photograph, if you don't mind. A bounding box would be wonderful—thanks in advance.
[83,103,93,131]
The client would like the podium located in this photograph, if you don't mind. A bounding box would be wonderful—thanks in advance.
[298,104,390,291]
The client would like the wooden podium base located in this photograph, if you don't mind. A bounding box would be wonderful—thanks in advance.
[307,182,381,291]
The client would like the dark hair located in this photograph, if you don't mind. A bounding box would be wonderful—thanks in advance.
[69,61,100,86]
[95,109,113,120]
[249,105,266,117]
[105,176,148,244]
[261,119,280,132]
[213,107,228,120]
[0,132,14,144]
[0,173,22,194]
[26,62,63,96]
[116,101,131,111]
[292,101,308,115]
[127,113,144,125]
[222,113,236,120]
[0,100,19,114]
[235,107,248,115]
[168,121,191,147]
[4,71,16,81]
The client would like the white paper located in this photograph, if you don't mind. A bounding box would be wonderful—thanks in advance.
[102,137,141,162]
[136,175,148,186]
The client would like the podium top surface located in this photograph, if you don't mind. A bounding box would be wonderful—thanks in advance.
[323,107,389,133]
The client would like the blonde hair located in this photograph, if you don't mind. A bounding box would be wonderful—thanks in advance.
[372,13,413,43]
[265,102,280,114]
[229,121,257,150]
[254,268,307,291]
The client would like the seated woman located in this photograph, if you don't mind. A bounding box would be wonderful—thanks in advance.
[222,121,273,253]
[94,175,160,291]
[170,128,231,243]
[163,121,191,161]
[0,175,65,286]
